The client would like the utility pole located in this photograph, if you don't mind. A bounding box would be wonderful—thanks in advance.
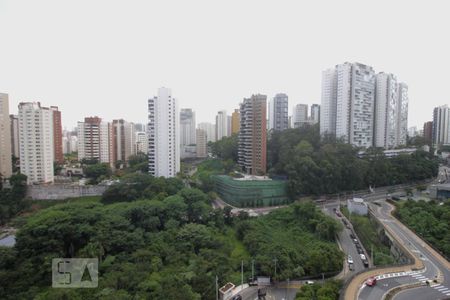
[285,278,289,300]
[251,259,255,282]
[274,258,278,280]
[241,260,244,289]
[215,275,218,300]
[371,244,374,266]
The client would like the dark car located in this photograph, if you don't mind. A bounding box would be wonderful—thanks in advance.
[350,233,356,239]
[231,295,242,300]
[258,288,267,297]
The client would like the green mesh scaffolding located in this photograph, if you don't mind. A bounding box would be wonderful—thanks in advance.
[212,175,288,208]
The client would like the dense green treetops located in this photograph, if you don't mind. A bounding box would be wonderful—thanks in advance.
[396,199,450,258]
[0,173,28,225]
[0,180,343,300]
[267,126,438,197]
[208,125,438,198]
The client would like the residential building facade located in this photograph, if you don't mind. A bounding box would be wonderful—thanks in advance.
[292,104,309,128]
[374,73,398,148]
[238,94,267,175]
[196,128,207,158]
[135,131,148,154]
[112,119,136,166]
[10,114,19,159]
[432,105,450,146]
[148,87,180,178]
[231,109,240,134]
[0,93,12,178]
[77,116,112,164]
[310,104,320,124]
[396,83,409,146]
[51,106,64,164]
[269,93,289,131]
[198,122,216,143]
[321,62,408,149]
[320,68,337,135]
[180,108,196,146]
[18,102,54,184]
[423,121,433,145]
[215,110,228,140]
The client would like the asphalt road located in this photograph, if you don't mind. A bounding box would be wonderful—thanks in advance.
[358,201,450,300]
[238,286,298,300]
[212,176,447,300]
[323,205,367,277]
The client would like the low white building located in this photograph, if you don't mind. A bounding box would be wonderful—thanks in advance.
[347,198,368,215]
[181,145,197,159]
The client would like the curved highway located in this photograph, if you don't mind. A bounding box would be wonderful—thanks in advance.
[357,200,450,300]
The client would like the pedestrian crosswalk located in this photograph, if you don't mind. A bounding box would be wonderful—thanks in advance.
[372,270,449,297]
[410,272,429,282]
[375,271,409,280]
[431,284,450,297]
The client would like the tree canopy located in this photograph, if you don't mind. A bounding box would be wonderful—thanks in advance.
[0,173,28,225]
[268,127,438,197]
[1,178,345,299]
[396,199,450,258]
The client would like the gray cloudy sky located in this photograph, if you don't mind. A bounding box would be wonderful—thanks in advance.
[0,0,448,129]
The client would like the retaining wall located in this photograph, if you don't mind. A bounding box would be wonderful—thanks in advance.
[27,184,107,200]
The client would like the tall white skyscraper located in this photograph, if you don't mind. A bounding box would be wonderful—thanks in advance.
[198,122,216,142]
[180,108,196,146]
[18,102,54,184]
[396,83,408,146]
[433,105,450,146]
[215,110,228,140]
[374,73,398,148]
[320,68,337,135]
[373,73,408,149]
[0,93,12,178]
[227,115,232,136]
[269,93,289,131]
[321,62,408,149]
[292,104,309,128]
[321,62,376,147]
[77,117,112,165]
[148,87,180,178]
[310,104,320,124]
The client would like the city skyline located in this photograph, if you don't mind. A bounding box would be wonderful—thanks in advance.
[1,1,448,129]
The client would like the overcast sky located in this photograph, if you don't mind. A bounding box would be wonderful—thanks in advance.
[0,0,448,129]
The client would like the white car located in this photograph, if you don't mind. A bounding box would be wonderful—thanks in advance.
[347,255,353,264]
[360,254,366,261]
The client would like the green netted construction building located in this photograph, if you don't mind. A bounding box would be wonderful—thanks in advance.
[212,175,288,207]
